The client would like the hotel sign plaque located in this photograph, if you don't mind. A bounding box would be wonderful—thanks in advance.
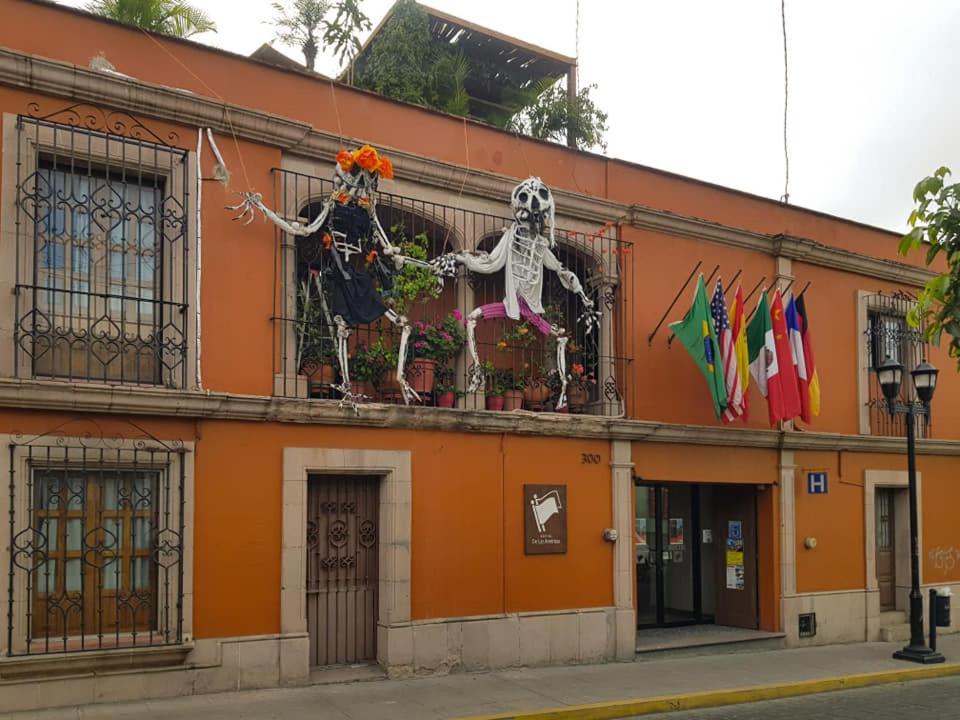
[524,484,567,555]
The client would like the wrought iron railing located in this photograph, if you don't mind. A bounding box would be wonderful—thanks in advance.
[6,421,186,656]
[12,105,190,387]
[864,290,930,438]
[270,169,633,416]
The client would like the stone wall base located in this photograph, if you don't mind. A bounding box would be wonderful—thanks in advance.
[782,582,960,647]
[0,633,309,714]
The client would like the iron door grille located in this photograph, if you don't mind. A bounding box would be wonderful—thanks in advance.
[7,429,186,656]
[13,107,190,387]
[306,475,378,666]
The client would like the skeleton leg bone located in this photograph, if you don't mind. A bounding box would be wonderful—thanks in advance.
[332,315,365,410]
[385,310,421,404]
[465,306,486,392]
[552,326,569,410]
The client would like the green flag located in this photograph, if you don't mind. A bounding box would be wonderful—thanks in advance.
[670,275,728,418]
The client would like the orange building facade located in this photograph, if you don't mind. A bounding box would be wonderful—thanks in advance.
[0,0,959,711]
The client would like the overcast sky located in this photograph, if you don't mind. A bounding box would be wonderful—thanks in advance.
[58,0,960,232]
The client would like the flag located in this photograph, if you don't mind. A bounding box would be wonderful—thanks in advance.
[785,294,811,423]
[770,290,802,420]
[796,292,821,417]
[746,291,785,426]
[729,285,750,422]
[710,279,745,422]
[670,275,728,418]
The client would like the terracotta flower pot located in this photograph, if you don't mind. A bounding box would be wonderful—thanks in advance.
[486,395,505,411]
[567,384,589,413]
[523,380,550,410]
[407,358,437,394]
[302,361,337,398]
[379,377,404,404]
[503,389,523,411]
[436,391,456,408]
[354,380,375,399]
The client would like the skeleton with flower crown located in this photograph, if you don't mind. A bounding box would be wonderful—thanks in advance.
[229,144,441,405]
[431,177,600,409]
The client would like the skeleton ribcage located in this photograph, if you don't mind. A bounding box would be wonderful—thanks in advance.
[511,230,545,289]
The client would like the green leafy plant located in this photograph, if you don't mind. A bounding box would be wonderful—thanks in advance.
[383,227,440,316]
[900,166,960,365]
[409,313,466,362]
[434,365,464,397]
[351,338,392,384]
[296,279,334,369]
[85,0,216,37]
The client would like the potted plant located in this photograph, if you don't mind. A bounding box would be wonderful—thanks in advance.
[563,363,598,413]
[297,279,336,397]
[434,366,462,408]
[502,370,524,411]
[378,343,405,404]
[522,357,551,410]
[482,360,504,411]
[352,339,391,399]
[406,312,466,395]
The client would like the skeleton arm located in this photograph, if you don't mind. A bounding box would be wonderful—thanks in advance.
[228,191,333,237]
[434,226,512,276]
[543,247,602,334]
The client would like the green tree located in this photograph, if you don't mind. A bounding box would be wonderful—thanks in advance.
[272,0,371,71]
[900,166,960,365]
[509,82,609,152]
[85,0,216,38]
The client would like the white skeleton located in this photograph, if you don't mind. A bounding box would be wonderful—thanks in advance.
[433,177,600,409]
[229,148,442,406]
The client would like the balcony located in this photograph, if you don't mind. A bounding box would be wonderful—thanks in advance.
[269,169,633,416]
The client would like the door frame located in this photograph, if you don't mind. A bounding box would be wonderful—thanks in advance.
[634,480,707,628]
[864,470,919,617]
[281,448,412,682]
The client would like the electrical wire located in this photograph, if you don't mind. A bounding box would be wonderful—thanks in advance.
[780,0,790,204]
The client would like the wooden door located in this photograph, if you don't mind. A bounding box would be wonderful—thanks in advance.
[306,475,379,667]
[876,488,896,611]
[714,485,758,629]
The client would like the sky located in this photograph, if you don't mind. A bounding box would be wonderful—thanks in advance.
[57,0,960,232]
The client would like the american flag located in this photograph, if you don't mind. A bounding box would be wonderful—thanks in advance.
[710,279,745,422]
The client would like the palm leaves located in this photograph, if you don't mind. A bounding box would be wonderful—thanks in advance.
[85,0,216,38]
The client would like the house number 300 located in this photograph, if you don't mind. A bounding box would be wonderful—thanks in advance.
[581,453,601,464]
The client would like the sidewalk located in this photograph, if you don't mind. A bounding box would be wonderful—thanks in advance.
[5,635,960,720]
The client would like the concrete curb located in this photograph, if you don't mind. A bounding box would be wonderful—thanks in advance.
[453,663,960,720]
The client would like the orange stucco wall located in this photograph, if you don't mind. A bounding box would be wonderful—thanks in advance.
[0,411,613,637]
[793,450,960,594]
[192,422,612,637]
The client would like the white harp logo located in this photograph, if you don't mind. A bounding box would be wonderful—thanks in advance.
[530,490,563,533]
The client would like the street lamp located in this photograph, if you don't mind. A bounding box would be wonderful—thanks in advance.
[875,355,943,664]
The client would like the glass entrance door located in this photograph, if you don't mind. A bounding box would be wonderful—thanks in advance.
[635,482,702,627]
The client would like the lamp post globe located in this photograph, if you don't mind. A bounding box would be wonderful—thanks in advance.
[911,360,939,405]
[875,355,904,408]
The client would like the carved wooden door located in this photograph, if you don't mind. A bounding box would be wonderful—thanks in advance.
[306,475,378,666]
[876,488,896,611]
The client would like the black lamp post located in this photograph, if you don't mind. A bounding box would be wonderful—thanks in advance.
[875,356,944,664]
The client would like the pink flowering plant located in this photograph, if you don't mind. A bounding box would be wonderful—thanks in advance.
[408,312,466,363]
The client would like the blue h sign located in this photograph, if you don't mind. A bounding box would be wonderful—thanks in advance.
[807,472,828,494]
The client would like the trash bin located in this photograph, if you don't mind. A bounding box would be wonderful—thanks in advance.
[935,588,951,628]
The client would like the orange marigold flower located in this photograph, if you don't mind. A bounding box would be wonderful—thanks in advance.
[496,340,508,349]
[322,233,333,249]
[377,156,394,180]
[518,326,529,335]
[353,144,380,171]
[336,191,350,204]
[336,149,354,171]
[366,250,378,264]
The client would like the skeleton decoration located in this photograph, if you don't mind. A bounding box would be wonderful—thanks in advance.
[432,177,600,409]
[229,145,441,406]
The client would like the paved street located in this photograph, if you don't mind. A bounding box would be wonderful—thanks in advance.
[635,676,960,720]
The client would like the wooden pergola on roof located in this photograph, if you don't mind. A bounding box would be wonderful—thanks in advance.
[342,2,577,128]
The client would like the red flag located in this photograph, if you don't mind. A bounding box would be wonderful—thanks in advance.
[729,286,750,422]
[770,290,802,420]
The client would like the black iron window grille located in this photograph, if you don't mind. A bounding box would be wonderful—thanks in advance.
[864,291,929,438]
[12,105,190,387]
[270,169,634,416]
[6,421,186,656]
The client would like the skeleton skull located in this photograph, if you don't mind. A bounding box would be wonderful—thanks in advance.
[511,177,555,240]
[334,160,379,204]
